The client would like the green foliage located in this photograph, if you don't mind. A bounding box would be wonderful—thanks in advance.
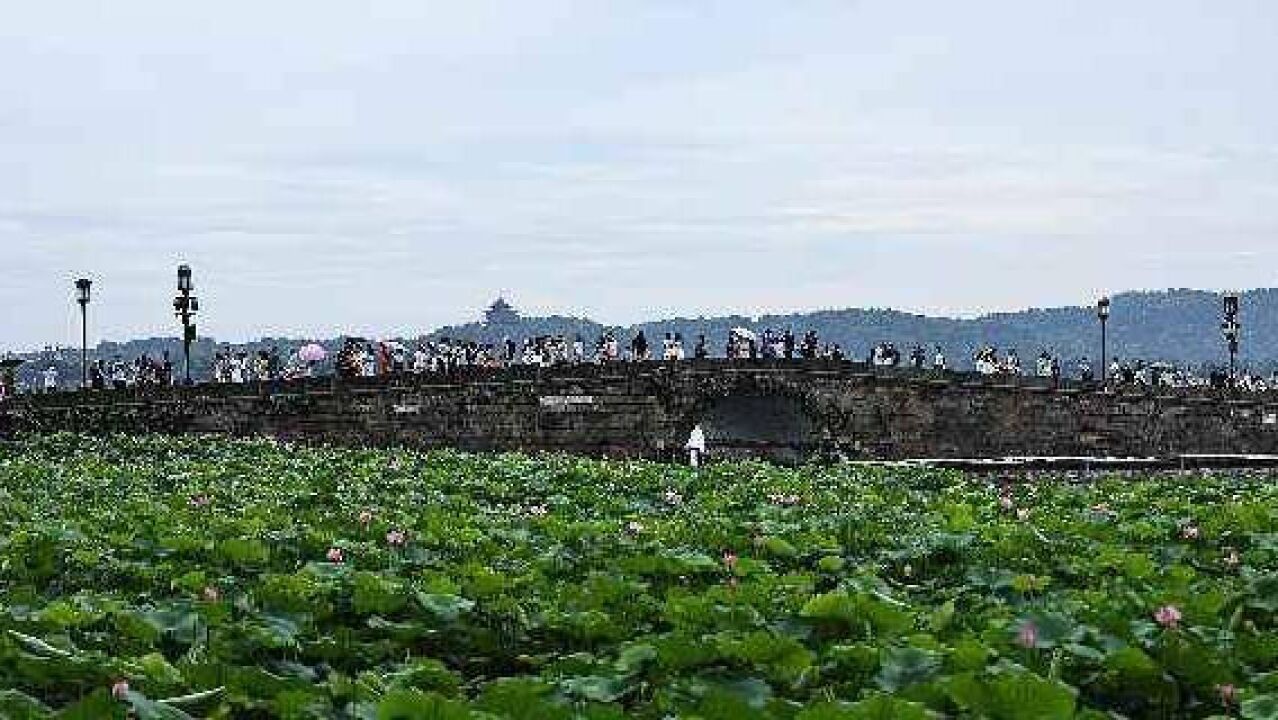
[945,670,1076,719]
[0,433,1273,717]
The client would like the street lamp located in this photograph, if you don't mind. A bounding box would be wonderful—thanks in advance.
[1222,292,1240,388]
[1096,296,1111,384]
[75,278,92,389]
[173,264,199,385]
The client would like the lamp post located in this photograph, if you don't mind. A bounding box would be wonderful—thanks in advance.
[1222,292,1240,388]
[173,264,199,385]
[1096,296,1111,385]
[75,278,92,389]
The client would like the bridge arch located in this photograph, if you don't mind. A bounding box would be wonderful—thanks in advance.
[670,372,836,464]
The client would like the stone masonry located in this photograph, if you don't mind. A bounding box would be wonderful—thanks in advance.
[3,359,1277,462]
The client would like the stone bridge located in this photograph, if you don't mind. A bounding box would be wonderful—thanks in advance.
[3,359,1278,462]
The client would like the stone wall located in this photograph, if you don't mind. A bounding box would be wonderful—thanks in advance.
[4,360,1277,462]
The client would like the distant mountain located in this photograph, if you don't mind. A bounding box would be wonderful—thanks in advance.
[6,289,1273,390]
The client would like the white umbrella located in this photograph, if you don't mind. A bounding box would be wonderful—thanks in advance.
[730,327,758,342]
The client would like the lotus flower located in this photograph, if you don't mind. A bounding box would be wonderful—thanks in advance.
[202,586,221,602]
[1016,620,1039,649]
[527,504,548,518]
[386,529,407,547]
[189,493,210,508]
[1218,683,1239,707]
[358,509,374,527]
[326,547,345,564]
[1154,604,1182,629]
[111,680,130,700]
[663,489,683,505]
[1180,524,1200,541]
[1016,508,1031,521]
[999,495,1015,511]
[625,520,644,535]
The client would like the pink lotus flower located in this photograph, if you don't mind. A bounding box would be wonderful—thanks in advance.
[1016,508,1031,521]
[1016,620,1039,649]
[1218,683,1239,707]
[386,529,407,547]
[358,509,374,526]
[1153,604,1182,629]
[189,493,210,508]
[325,547,345,564]
[1224,547,1241,569]
[1180,524,1200,541]
[111,680,130,700]
[999,495,1015,511]
[202,586,221,602]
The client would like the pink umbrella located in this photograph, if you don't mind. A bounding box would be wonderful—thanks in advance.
[298,343,328,363]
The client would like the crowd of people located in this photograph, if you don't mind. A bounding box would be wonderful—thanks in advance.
[80,333,1276,395]
[7,329,1278,395]
[726,328,844,360]
[209,348,317,384]
[323,329,852,378]
[87,354,175,389]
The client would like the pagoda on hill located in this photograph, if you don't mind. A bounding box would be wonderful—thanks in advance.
[483,297,521,326]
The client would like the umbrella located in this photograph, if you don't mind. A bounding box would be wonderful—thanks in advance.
[298,343,328,363]
[730,327,758,342]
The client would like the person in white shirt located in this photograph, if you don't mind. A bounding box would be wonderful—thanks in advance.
[413,346,430,374]
[933,346,946,371]
[685,424,707,467]
[1005,349,1021,376]
[43,365,59,393]
[1036,351,1053,378]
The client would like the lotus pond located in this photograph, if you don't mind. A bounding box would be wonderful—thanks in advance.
[0,434,1275,719]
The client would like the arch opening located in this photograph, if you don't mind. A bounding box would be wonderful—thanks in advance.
[690,394,819,464]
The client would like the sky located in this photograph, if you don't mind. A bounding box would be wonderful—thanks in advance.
[3,1,1277,351]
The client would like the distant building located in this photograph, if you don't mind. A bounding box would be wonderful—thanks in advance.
[484,297,521,326]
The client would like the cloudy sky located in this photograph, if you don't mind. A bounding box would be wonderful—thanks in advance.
[4,1,1276,350]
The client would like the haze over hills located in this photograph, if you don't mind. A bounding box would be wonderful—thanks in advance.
[7,288,1275,388]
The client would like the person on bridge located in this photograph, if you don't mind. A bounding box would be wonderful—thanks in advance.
[631,331,650,361]
[42,365,58,393]
[694,335,709,359]
[910,345,926,369]
[685,424,707,468]
[1037,351,1053,378]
